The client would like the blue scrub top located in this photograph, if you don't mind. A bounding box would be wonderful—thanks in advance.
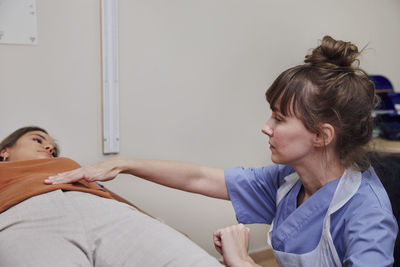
[225,164,398,266]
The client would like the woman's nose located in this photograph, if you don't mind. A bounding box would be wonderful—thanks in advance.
[45,144,55,155]
[261,122,273,137]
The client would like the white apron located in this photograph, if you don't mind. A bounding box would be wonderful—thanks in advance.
[267,169,362,267]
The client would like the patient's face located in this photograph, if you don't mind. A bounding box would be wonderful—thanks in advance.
[4,131,56,162]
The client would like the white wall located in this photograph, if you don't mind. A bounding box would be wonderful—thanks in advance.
[1,0,399,258]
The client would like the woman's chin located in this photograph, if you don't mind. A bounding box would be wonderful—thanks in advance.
[270,154,281,164]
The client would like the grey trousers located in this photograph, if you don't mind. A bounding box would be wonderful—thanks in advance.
[0,190,222,267]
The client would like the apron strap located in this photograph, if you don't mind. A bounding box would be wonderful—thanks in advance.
[326,168,361,216]
[276,172,299,206]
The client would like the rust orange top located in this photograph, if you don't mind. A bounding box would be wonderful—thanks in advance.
[0,157,113,213]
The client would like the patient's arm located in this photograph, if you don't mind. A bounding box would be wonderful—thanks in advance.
[45,157,228,200]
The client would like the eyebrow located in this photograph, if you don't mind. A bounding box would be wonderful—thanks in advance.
[271,106,281,113]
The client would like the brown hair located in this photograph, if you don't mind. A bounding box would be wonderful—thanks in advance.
[266,36,378,171]
[0,126,59,161]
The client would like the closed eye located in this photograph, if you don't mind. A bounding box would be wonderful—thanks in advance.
[272,110,284,123]
[274,115,283,122]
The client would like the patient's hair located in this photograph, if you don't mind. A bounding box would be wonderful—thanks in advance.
[0,126,59,161]
[266,35,379,171]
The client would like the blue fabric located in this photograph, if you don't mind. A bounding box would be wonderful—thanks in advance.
[225,164,398,266]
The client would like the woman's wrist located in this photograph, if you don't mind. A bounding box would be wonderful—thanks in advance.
[112,157,132,175]
[228,259,259,267]
[225,255,260,267]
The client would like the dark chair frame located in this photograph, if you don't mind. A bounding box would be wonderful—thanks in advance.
[369,152,400,265]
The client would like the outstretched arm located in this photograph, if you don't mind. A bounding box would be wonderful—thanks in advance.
[213,224,261,267]
[44,157,229,199]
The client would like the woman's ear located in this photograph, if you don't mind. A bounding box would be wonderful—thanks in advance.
[0,148,10,158]
[313,123,335,147]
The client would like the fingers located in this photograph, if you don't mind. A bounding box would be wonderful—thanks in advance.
[216,224,250,237]
[213,230,223,255]
[213,224,252,266]
[44,159,121,185]
[213,224,250,251]
[44,167,86,184]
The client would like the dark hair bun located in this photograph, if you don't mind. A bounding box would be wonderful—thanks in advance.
[305,35,360,69]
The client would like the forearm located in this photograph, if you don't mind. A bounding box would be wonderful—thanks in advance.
[45,157,229,199]
[113,158,229,199]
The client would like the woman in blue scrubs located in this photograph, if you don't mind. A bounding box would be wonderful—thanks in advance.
[46,36,398,266]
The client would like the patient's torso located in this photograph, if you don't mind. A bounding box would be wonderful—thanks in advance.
[0,157,112,213]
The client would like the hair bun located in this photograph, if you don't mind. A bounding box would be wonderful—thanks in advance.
[305,35,360,69]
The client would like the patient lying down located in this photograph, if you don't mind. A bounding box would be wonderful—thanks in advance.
[0,126,223,267]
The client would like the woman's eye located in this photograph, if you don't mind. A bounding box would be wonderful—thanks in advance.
[33,138,42,144]
[274,116,282,122]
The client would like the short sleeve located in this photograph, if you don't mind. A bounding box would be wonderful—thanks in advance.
[341,169,398,266]
[343,207,397,266]
[225,164,294,224]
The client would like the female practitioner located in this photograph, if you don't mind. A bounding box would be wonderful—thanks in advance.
[46,36,398,266]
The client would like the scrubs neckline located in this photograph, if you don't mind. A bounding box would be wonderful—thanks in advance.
[272,174,341,251]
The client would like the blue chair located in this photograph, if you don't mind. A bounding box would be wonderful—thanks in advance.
[370,75,400,140]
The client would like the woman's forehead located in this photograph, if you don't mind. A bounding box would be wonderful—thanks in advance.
[271,96,296,116]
